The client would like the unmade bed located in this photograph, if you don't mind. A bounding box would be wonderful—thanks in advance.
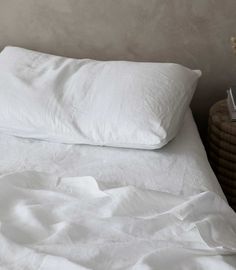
[0,47,235,270]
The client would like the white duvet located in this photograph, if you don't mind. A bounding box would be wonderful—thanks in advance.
[0,171,235,270]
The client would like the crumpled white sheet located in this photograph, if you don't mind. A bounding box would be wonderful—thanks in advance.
[0,171,235,270]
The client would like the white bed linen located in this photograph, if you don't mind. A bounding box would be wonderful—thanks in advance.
[0,46,201,149]
[0,109,235,269]
[0,109,224,198]
[0,172,235,270]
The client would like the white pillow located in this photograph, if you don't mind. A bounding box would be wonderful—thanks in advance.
[0,46,201,149]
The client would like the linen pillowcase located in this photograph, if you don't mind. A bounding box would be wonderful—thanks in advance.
[0,46,201,149]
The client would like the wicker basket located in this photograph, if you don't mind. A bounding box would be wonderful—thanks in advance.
[208,99,236,211]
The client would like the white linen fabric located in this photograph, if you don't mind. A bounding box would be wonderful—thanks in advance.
[0,171,235,270]
[0,110,225,198]
[0,109,235,268]
[0,46,201,149]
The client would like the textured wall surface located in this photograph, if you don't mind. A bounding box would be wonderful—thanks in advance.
[0,0,236,137]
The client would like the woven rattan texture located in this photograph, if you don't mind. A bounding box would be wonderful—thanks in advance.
[208,99,236,210]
